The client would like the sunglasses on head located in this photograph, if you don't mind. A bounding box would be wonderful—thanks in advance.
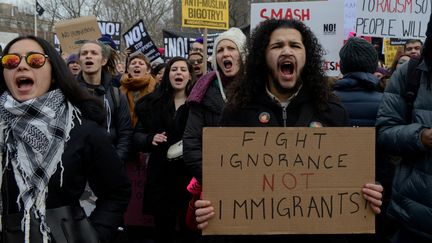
[1,52,49,69]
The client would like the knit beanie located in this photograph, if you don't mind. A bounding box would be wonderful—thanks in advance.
[66,53,78,65]
[98,34,116,50]
[339,37,378,74]
[211,27,246,70]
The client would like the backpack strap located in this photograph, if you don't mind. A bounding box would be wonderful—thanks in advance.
[110,86,121,111]
[404,58,422,122]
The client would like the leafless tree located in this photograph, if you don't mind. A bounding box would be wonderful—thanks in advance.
[38,0,173,48]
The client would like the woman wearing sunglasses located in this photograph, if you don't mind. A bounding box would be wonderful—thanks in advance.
[0,36,131,243]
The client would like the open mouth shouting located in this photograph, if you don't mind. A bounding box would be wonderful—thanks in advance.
[279,60,295,81]
[220,59,238,77]
[84,60,94,66]
[174,77,184,85]
[130,68,143,78]
[16,76,34,92]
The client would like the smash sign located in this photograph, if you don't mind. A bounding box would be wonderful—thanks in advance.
[250,0,345,77]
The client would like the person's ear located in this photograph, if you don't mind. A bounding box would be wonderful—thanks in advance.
[101,57,108,66]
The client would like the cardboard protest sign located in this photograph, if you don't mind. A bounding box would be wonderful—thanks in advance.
[251,0,344,77]
[182,0,229,30]
[163,29,220,58]
[98,21,121,50]
[54,16,101,54]
[203,127,375,235]
[123,20,163,64]
[356,0,430,39]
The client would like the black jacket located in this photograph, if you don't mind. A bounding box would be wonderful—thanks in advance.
[3,118,131,243]
[183,74,225,183]
[134,97,191,212]
[77,72,133,161]
[221,88,349,127]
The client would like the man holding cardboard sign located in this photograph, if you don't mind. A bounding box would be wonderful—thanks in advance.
[194,19,383,242]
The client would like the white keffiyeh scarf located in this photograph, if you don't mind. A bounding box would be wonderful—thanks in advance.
[0,89,80,243]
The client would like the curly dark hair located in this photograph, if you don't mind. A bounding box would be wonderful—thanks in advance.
[226,18,331,111]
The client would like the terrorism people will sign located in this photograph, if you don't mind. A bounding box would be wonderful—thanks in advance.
[203,127,375,235]
[356,0,431,39]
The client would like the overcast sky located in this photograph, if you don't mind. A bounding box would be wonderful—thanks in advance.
[0,0,32,6]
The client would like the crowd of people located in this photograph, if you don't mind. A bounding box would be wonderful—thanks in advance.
[0,10,431,243]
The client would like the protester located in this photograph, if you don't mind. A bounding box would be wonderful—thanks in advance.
[134,56,196,243]
[0,35,131,243]
[194,19,383,243]
[151,62,166,86]
[190,37,204,53]
[76,40,133,215]
[183,27,246,184]
[188,51,205,80]
[118,52,156,243]
[403,39,422,58]
[120,52,156,127]
[375,11,432,243]
[77,40,132,163]
[389,53,411,75]
[333,37,382,126]
[116,62,126,75]
[333,37,391,243]
[66,53,81,76]
[374,67,391,91]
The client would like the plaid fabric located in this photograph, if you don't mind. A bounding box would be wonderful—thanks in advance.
[0,89,75,242]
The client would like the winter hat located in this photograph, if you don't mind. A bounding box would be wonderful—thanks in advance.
[98,34,116,50]
[195,37,204,44]
[211,27,246,71]
[339,37,378,74]
[66,53,79,65]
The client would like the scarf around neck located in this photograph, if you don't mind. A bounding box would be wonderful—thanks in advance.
[120,73,156,126]
[0,89,79,243]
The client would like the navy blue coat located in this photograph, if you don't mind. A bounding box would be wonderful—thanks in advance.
[333,72,383,127]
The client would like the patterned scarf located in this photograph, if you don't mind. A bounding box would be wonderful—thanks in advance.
[0,89,78,243]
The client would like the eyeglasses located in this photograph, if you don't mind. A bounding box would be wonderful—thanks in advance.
[190,59,203,65]
[1,52,49,69]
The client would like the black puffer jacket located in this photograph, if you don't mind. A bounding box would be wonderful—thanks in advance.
[333,72,383,127]
[77,71,133,162]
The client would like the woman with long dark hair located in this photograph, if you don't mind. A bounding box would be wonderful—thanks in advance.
[0,35,131,243]
[134,56,196,243]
